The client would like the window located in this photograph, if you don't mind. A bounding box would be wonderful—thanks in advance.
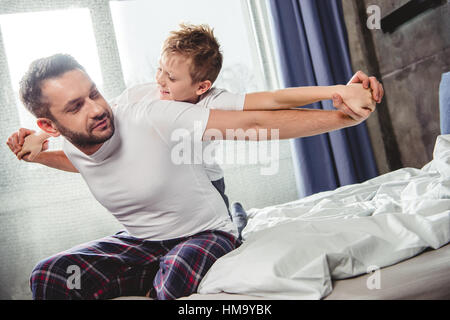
[0,8,102,131]
[109,0,264,93]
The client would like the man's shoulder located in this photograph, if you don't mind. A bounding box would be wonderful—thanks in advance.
[110,82,158,107]
[109,82,160,115]
[127,82,159,96]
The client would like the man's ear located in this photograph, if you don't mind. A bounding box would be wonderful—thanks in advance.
[37,118,61,137]
[196,80,212,96]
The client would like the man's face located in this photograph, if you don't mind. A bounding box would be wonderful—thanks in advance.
[40,69,114,152]
[156,52,202,104]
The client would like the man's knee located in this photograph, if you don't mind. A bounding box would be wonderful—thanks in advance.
[30,254,80,300]
[153,232,239,300]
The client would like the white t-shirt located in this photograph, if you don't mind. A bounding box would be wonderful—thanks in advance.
[110,83,245,181]
[198,87,245,180]
[62,84,240,240]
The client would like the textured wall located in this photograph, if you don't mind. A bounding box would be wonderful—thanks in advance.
[342,0,450,172]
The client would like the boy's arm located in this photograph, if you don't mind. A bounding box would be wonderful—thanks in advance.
[243,85,340,110]
[203,108,364,141]
[243,84,374,115]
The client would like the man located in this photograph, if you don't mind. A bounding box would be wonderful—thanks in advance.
[6,54,382,300]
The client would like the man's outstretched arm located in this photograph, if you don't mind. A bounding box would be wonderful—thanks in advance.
[30,150,79,172]
[203,108,365,141]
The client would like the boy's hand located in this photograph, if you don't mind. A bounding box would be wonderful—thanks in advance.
[6,128,49,162]
[6,128,33,155]
[17,133,49,161]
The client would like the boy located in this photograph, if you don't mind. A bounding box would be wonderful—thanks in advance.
[14,24,380,240]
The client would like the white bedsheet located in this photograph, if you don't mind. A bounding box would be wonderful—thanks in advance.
[198,135,450,299]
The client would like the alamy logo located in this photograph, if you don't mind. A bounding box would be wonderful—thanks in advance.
[66,265,81,290]
[366,265,381,290]
[367,5,381,30]
[170,122,280,176]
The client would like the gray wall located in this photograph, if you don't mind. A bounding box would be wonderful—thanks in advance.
[342,0,450,173]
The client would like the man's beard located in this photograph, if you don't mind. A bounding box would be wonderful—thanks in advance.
[55,113,115,148]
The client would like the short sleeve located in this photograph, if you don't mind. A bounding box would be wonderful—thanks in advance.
[198,88,245,111]
[109,82,158,108]
[147,100,211,147]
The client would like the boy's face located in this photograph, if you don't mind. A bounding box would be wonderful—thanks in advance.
[156,52,210,104]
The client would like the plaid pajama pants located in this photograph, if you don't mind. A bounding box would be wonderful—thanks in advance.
[30,229,240,300]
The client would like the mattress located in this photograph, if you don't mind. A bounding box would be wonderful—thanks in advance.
[183,243,450,300]
[182,244,450,300]
[115,242,450,300]
[324,242,450,300]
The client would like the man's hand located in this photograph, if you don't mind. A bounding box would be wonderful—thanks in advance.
[6,128,49,162]
[333,83,375,123]
[332,71,384,122]
[332,94,375,123]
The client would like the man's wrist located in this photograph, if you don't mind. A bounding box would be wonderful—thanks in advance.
[336,110,360,127]
[29,151,47,164]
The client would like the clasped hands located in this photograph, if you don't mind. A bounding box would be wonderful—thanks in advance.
[332,70,383,123]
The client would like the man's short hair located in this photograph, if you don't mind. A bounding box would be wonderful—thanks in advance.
[19,53,85,119]
[162,23,223,84]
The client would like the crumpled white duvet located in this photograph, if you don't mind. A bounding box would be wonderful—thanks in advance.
[198,135,450,299]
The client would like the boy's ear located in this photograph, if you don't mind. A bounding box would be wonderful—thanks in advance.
[37,118,61,137]
[196,80,212,96]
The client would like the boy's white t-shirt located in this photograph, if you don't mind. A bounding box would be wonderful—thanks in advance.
[112,83,245,181]
[198,87,245,181]
[62,84,241,240]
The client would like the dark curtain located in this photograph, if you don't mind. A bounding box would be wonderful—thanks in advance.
[268,0,378,198]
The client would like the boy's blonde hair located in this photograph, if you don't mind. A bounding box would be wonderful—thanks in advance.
[162,23,223,84]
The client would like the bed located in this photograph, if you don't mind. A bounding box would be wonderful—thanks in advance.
[181,243,450,300]
[118,72,450,301]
